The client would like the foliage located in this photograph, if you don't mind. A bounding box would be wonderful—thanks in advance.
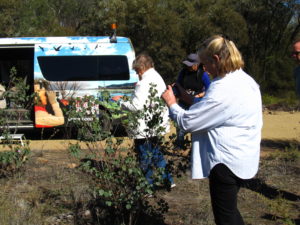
[4,67,35,109]
[0,67,35,129]
[1,0,300,97]
[262,94,283,105]
[237,0,299,95]
[262,93,299,111]
[126,84,167,139]
[0,67,32,177]
[267,143,300,162]
[65,85,173,224]
[0,144,30,177]
[263,195,297,225]
[69,141,168,225]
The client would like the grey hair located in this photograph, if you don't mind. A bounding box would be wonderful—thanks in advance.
[132,52,154,71]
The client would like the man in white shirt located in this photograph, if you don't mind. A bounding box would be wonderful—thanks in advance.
[121,53,174,187]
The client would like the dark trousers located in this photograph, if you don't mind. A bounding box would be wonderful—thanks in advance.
[209,163,245,225]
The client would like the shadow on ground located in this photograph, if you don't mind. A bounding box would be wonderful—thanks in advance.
[242,178,300,201]
[261,139,300,149]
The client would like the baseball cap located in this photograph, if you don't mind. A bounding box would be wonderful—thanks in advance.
[182,53,200,67]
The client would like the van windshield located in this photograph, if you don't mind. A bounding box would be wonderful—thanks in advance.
[37,55,130,81]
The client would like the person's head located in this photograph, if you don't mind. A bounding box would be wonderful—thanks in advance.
[292,39,300,63]
[34,81,48,106]
[198,35,244,78]
[182,53,200,72]
[132,53,154,79]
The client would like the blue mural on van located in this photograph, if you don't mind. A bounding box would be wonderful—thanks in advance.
[4,36,139,128]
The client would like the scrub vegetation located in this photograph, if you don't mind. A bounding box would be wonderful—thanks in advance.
[0,121,299,225]
[0,0,299,224]
[0,0,300,102]
[0,82,299,224]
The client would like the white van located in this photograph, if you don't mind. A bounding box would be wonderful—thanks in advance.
[0,35,138,131]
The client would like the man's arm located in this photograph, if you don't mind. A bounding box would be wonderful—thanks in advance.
[120,83,146,112]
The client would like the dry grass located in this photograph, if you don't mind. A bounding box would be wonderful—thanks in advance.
[0,139,298,225]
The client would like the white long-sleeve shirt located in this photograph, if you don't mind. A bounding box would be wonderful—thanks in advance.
[121,68,170,139]
[170,69,263,179]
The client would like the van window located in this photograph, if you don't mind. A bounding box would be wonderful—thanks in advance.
[38,55,130,81]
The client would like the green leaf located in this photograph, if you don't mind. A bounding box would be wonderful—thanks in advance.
[98,189,105,196]
[126,204,131,210]
[106,201,112,207]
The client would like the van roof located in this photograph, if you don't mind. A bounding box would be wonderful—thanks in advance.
[0,36,131,46]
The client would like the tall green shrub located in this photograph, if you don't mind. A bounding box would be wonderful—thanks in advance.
[0,67,32,177]
[66,85,171,225]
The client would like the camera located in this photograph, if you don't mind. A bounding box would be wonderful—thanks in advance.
[172,85,180,97]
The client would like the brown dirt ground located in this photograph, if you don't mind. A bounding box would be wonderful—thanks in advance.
[261,111,300,141]
[0,110,294,152]
[0,111,299,225]
[22,110,300,151]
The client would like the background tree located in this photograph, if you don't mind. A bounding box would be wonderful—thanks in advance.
[0,0,23,37]
[80,0,185,82]
[237,0,300,97]
[0,0,299,98]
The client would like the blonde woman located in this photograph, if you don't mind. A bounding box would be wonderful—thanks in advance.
[162,35,263,225]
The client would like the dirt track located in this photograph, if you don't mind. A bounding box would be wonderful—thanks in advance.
[262,111,300,141]
[0,111,299,152]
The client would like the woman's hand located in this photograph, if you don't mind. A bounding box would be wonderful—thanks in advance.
[162,85,177,107]
[47,91,58,105]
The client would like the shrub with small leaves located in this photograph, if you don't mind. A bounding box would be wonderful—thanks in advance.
[267,143,300,162]
[0,67,32,177]
[0,145,30,177]
[66,85,172,225]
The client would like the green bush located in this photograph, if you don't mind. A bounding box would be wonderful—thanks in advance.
[0,145,30,177]
[66,85,172,225]
[264,195,297,225]
[262,94,299,111]
[0,67,32,177]
[267,144,300,162]
[262,94,281,105]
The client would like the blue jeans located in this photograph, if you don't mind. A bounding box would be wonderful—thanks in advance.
[134,138,173,185]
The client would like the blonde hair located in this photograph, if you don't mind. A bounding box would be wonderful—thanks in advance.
[198,35,244,76]
[132,52,154,71]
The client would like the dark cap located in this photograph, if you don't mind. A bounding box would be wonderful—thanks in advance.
[182,53,200,67]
